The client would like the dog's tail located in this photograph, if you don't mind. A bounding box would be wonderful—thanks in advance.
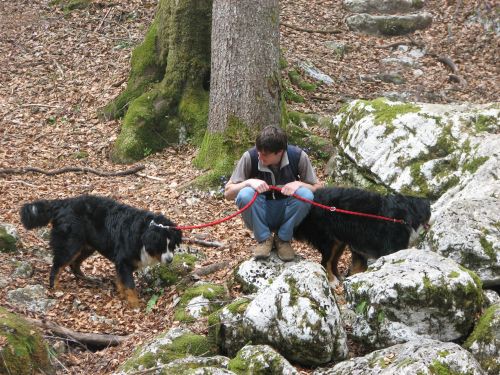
[20,200,54,229]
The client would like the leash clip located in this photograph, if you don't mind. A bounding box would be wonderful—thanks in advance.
[150,220,171,229]
[329,206,337,212]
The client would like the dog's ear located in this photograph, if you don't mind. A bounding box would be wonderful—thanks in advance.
[168,229,182,251]
[142,228,166,253]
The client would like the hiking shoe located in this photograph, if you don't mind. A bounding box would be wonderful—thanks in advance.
[252,237,274,259]
[275,237,295,261]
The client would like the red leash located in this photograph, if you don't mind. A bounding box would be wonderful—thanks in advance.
[268,186,406,224]
[171,185,406,231]
[174,190,259,230]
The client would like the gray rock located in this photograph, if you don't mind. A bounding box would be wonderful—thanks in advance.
[343,0,425,15]
[228,345,299,375]
[211,297,253,357]
[344,250,483,348]
[242,262,348,366]
[11,261,34,279]
[298,61,334,85]
[346,12,433,36]
[7,284,56,314]
[324,41,349,59]
[464,303,500,375]
[314,339,485,375]
[117,328,218,374]
[234,252,301,293]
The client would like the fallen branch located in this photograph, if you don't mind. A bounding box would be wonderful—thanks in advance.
[182,237,225,248]
[193,261,230,277]
[0,164,145,176]
[281,22,341,34]
[25,318,127,348]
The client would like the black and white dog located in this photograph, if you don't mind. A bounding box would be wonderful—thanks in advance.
[294,187,431,282]
[20,195,182,307]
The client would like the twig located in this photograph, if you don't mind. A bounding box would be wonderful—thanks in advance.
[281,22,341,34]
[25,318,127,348]
[3,180,40,188]
[0,164,145,176]
[95,7,112,33]
[137,172,167,182]
[20,104,62,109]
[182,237,225,248]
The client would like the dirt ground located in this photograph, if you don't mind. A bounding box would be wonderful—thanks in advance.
[0,0,497,373]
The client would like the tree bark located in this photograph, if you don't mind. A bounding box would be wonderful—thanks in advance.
[194,0,281,186]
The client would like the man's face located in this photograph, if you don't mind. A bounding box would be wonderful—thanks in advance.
[258,150,284,167]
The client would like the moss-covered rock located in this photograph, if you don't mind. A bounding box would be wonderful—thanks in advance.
[142,253,198,288]
[0,225,17,253]
[174,283,227,323]
[0,307,53,375]
[119,328,217,373]
[327,339,485,375]
[464,303,500,374]
[332,99,499,199]
[208,297,252,356]
[344,250,483,349]
[228,344,299,374]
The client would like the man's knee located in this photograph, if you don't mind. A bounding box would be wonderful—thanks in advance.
[236,187,257,207]
[295,187,314,201]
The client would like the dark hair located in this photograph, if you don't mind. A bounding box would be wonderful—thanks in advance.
[255,126,287,153]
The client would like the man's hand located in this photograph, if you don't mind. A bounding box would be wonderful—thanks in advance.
[247,179,269,193]
[281,181,303,196]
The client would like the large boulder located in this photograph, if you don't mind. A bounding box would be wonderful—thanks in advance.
[0,307,54,375]
[314,339,484,375]
[343,0,425,15]
[331,99,500,287]
[464,303,500,375]
[346,13,432,36]
[331,99,499,198]
[242,262,348,366]
[343,249,483,348]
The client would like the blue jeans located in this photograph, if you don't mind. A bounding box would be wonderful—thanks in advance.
[235,187,314,243]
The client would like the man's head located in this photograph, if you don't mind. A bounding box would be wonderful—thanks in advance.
[255,126,287,167]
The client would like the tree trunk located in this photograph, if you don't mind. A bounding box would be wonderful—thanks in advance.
[194,0,282,186]
[101,0,212,163]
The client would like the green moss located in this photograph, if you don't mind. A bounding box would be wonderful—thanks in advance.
[283,86,305,103]
[174,283,226,322]
[0,226,17,253]
[73,150,88,159]
[473,114,499,133]
[51,0,90,12]
[288,69,317,91]
[428,359,462,375]
[122,333,216,372]
[0,307,52,375]
[464,304,498,355]
[479,235,497,262]
[462,156,489,174]
[448,271,460,278]
[179,89,209,146]
[194,116,256,188]
[101,21,164,120]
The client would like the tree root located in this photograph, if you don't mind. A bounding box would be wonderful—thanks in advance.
[281,22,341,34]
[0,165,145,176]
[25,317,127,348]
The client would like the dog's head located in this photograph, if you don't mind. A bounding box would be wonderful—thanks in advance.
[141,216,182,265]
[406,196,432,245]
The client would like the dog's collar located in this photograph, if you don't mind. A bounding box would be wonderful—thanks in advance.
[150,220,171,230]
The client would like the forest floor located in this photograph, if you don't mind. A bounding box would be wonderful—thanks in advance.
[0,0,497,373]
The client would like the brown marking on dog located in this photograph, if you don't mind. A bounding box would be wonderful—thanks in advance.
[350,251,368,275]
